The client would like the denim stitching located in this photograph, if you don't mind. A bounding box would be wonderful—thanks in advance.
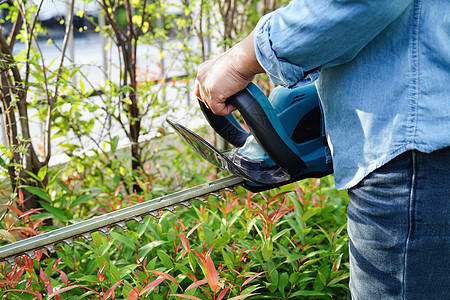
[406,0,421,147]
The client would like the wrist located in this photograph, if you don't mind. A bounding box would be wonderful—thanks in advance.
[230,31,265,80]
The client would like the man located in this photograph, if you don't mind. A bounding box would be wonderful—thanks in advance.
[194,0,450,299]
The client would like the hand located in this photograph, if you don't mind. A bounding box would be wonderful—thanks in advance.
[194,32,265,115]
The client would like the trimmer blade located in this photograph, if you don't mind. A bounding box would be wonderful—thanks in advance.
[167,119,293,187]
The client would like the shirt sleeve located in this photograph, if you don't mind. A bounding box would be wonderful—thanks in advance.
[254,0,413,87]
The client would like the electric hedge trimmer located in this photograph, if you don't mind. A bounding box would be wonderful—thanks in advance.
[0,82,333,265]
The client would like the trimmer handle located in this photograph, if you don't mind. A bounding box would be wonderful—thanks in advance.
[198,101,249,148]
[200,83,306,176]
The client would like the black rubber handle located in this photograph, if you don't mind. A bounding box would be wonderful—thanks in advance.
[227,88,306,176]
[199,100,249,147]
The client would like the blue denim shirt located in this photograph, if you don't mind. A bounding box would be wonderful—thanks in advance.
[254,0,450,190]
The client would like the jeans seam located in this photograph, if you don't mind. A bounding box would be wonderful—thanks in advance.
[403,151,416,299]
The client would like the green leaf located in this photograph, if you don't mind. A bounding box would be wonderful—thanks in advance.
[39,201,67,222]
[175,262,191,275]
[22,170,41,182]
[221,249,235,269]
[284,254,303,264]
[109,261,121,282]
[270,269,279,287]
[77,274,100,284]
[313,266,330,291]
[157,249,173,269]
[110,136,120,152]
[262,237,273,261]
[288,290,325,298]
[289,272,301,285]
[138,216,152,238]
[71,193,96,207]
[202,226,214,243]
[79,77,85,94]
[147,257,158,270]
[265,283,277,294]
[92,232,105,248]
[111,232,136,250]
[213,232,231,250]
[100,240,115,256]
[240,285,263,296]
[138,240,167,260]
[227,209,244,228]
[328,272,349,286]
[37,166,48,182]
[21,186,50,202]
[272,228,290,242]
[303,207,321,222]
[56,178,70,194]
[121,85,135,93]
[278,272,289,296]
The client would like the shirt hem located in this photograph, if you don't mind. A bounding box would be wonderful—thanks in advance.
[336,143,446,190]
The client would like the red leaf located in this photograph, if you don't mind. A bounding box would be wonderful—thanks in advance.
[269,191,289,203]
[246,193,253,208]
[39,268,51,288]
[192,249,205,265]
[18,190,24,205]
[205,256,222,293]
[225,198,239,214]
[19,208,43,219]
[176,217,186,231]
[23,256,33,273]
[57,270,68,286]
[227,294,259,300]
[114,185,123,197]
[127,287,139,300]
[26,276,33,288]
[180,249,188,259]
[217,285,230,300]
[10,268,24,288]
[147,270,182,291]
[2,205,23,216]
[5,289,41,299]
[180,235,190,251]
[186,273,197,281]
[294,183,305,204]
[103,281,122,300]
[35,249,43,262]
[99,201,117,212]
[47,285,85,299]
[242,271,265,287]
[206,244,215,257]
[186,221,204,238]
[53,257,62,272]
[186,278,208,291]
[97,262,106,283]
[140,277,165,295]
[169,294,202,300]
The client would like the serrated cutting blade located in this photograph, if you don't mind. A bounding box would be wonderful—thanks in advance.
[0,175,244,264]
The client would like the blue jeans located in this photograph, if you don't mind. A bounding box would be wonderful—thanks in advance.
[347,148,450,299]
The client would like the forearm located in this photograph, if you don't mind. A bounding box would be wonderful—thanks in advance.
[229,31,265,79]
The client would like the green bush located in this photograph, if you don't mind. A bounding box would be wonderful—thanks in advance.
[0,0,350,298]
[0,143,349,299]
